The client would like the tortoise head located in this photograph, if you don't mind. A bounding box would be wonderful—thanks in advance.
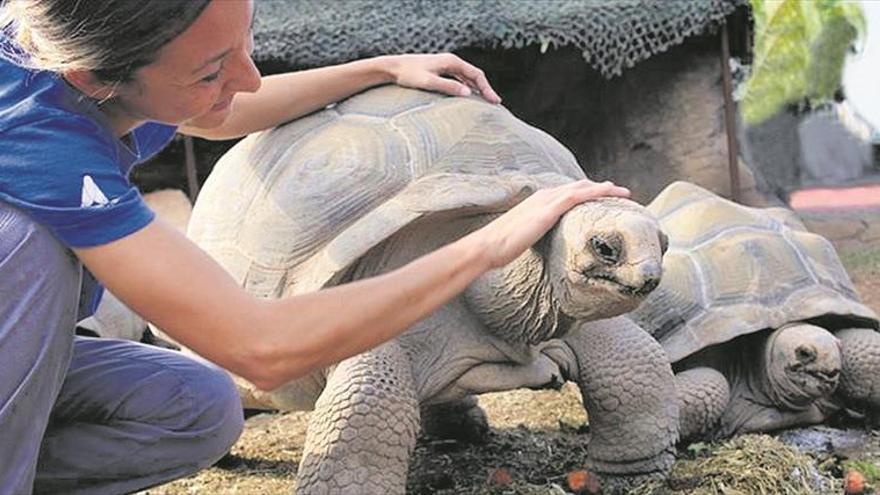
[765,323,841,406]
[545,197,667,320]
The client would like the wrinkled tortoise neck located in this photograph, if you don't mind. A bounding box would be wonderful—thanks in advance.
[463,246,573,345]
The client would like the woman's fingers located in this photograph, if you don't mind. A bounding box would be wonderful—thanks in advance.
[574,180,630,200]
[422,74,473,97]
[443,56,502,104]
[389,53,503,104]
[479,179,631,268]
[547,180,630,211]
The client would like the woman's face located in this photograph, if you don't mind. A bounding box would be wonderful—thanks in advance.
[111,0,261,129]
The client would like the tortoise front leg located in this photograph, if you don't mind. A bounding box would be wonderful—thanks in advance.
[836,328,880,417]
[296,341,419,495]
[540,316,678,483]
[675,367,731,441]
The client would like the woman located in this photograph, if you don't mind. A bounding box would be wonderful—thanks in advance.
[0,1,630,493]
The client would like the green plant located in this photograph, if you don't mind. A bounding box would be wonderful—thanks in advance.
[742,0,866,125]
[841,245,880,273]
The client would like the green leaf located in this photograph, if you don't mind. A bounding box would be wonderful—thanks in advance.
[741,0,865,125]
[807,13,857,99]
[742,0,812,124]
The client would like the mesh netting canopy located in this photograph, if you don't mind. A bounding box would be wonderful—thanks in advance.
[253,0,745,78]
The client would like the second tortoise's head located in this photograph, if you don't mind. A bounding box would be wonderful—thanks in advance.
[765,323,842,407]
[544,197,667,320]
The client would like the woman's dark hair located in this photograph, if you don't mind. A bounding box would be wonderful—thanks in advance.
[0,0,213,83]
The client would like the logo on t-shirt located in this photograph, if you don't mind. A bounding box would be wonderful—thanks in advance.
[81,175,111,208]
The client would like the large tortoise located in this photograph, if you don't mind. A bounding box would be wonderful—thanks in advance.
[185,85,677,493]
[630,181,880,441]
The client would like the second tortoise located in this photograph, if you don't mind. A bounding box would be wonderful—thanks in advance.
[631,181,880,441]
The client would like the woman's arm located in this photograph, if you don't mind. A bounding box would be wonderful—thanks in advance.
[179,54,501,141]
[74,180,628,391]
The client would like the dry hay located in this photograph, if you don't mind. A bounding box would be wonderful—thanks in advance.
[636,434,837,495]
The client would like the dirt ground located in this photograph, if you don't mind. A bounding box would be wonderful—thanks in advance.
[138,243,880,495]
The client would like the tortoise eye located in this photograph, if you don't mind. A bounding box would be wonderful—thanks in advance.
[590,234,622,265]
[795,345,816,364]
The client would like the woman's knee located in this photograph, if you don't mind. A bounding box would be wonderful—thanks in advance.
[53,340,245,473]
[174,358,245,462]
[140,354,244,464]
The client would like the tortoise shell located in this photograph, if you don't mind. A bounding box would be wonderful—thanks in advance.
[187,86,584,298]
[630,181,878,363]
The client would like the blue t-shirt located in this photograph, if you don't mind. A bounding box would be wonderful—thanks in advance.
[0,57,176,247]
[0,51,177,317]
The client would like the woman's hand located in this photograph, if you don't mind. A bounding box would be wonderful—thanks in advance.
[380,53,502,104]
[467,180,631,269]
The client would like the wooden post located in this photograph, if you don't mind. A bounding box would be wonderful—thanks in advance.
[183,135,200,202]
[720,21,741,203]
